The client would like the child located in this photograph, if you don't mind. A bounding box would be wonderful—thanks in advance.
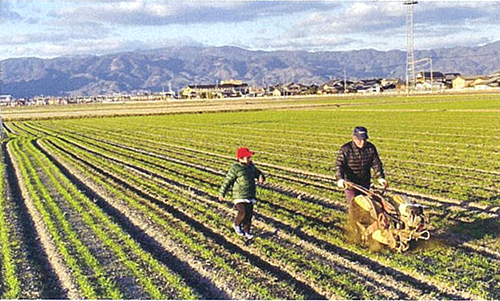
[219,147,265,239]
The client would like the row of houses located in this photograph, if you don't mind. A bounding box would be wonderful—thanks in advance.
[414,71,500,90]
[1,71,499,106]
[452,72,500,90]
[179,71,500,99]
[0,91,177,106]
[179,78,403,99]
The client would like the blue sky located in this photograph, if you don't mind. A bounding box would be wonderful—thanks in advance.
[1,0,499,60]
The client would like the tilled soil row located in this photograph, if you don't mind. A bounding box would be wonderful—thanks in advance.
[97,119,498,173]
[88,121,499,189]
[3,101,342,122]
[58,127,498,220]
[48,140,396,299]
[26,122,350,217]
[5,142,80,299]
[35,140,237,300]
[36,121,499,206]
[22,140,175,299]
[47,120,500,183]
[53,135,478,300]
[30,121,500,265]
[1,145,49,299]
[24,122,495,298]
[39,139,315,300]
[34,124,499,264]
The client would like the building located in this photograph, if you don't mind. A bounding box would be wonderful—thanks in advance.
[247,86,266,97]
[268,85,287,97]
[452,75,484,89]
[321,79,353,94]
[0,95,14,106]
[416,81,446,91]
[471,76,500,90]
[285,82,310,95]
[416,72,445,83]
[181,80,249,99]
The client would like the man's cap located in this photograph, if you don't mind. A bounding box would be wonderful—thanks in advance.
[237,147,254,159]
[353,126,369,140]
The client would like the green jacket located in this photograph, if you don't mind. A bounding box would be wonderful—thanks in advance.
[219,162,265,200]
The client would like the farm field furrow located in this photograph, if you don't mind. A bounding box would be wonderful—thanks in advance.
[54,116,498,179]
[25,120,500,226]
[0,153,21,299]
[37,138,313,300]
[33,119,499,204]
[27,119,500,234]
[23,121,498,299]
[51,118,500,167]
[1,94,499,299]
[20,138,201,299]
[43,134,387,299]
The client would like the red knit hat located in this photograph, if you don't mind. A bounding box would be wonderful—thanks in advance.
[236,147,254,159]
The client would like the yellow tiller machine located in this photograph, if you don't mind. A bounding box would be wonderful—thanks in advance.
[345,181,430,252]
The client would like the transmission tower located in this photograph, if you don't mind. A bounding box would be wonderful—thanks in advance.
[404,0,418,94]
[0,70,3,140]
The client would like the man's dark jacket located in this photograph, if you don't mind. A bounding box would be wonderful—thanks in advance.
[335,141,385,188]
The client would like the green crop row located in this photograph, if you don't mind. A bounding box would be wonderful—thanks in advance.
[10,138,124,299]
[39,137,307,300]
[0,150,21,299]
[21,137,199,299]
[34,122,499,299]
[42,132,384,299]
[34,118,498,203]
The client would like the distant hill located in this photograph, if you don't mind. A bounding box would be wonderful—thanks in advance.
[1,41,499,98]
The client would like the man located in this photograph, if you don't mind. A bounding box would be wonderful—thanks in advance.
[335,126,387,215]
[219,147,265,239]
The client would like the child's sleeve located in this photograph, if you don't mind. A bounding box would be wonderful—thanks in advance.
[255,166,265,181]
[219,165,237,197]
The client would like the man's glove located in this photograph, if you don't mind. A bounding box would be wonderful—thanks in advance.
[337,179,345,189]
[378,178,388,188]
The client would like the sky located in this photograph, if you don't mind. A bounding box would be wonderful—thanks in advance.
[1,0,500,60]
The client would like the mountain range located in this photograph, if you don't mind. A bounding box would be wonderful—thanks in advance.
[1,41,499,98]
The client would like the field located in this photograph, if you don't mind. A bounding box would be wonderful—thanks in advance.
[0,94,499,299]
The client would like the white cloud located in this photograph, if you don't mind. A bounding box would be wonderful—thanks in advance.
[2,1,500,59]
[2,35,205,59]
[286,1,500,51]
[50,1,333,26]
[299,3,406,34]
[2,25,111,46]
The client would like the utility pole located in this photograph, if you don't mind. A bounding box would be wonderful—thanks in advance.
[0,68,4,140]
[430,58,433,92]
[404,0,418,95]
[0,0,2,140]
[344,69,347,94]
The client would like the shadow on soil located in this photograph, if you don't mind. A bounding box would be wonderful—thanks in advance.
[35,140,231,300]
[38,140,328,300]
[3,142,66,299]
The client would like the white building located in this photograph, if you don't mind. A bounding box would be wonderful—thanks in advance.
[0,95,14,106]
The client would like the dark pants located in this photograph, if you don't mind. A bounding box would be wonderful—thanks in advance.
[345,188,363,218]
[234,203,254,233]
